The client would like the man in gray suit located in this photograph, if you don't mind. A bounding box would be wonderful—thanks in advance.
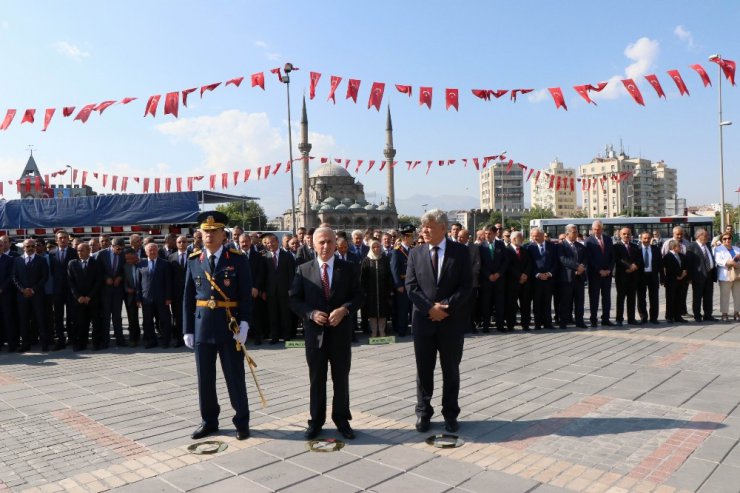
[687,228,718,322]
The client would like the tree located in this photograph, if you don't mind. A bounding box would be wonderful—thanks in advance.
[397,214,421,228]
[216,200,271,231]
[618,209,650,217]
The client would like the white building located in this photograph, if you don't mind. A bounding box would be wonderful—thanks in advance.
[531,159,577,217]
[479,162,524,213]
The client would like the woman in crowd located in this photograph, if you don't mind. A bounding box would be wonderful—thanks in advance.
[715,233,740,321]
[360,240,393,337]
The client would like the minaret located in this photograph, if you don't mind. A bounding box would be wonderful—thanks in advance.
[297,95,312,228]
[383,105,396,210]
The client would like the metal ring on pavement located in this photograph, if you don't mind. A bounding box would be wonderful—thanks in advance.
[306,438,345,452]
[187,441,228,455]
[425,434,464,448]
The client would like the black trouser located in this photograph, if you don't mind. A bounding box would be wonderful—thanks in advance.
[142,301,172,344]
[479,279,506,330]
[692,278,715,319]
[413,327,463,421]
[616,276,638,322]
[268,293,292,341]
[506,281,531,329]
[665,280,684,321]
[637,272,660,322]
[305,330,352,428]
[53,286,75,344]
[0,292,15,347]
[393,289,411,336]
[588,275,612,322]
[195,341,249,429]
[559,280,585,326]
[100,286,124,344]
[533,278,554,327]
[124,293,141,342]
[17,293,46,346]
[74,300,99,346]
[679,281,689,315]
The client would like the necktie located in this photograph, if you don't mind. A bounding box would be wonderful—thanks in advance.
[58,249,63,262]
[702,245,712,268]
[598,237,604,253]
[209,254,216,273]
[643,247,649,269]
[321,263,331,300]
[431,246,439,283]
[273,252,278,270]
[180,253,186,268]
[82,260,87,270]
[489,243,495,260]
[540,244,545,256]
[26,256,31,265]
[516,247,521,260]
[148,260,154,275]
[112,254,118,272]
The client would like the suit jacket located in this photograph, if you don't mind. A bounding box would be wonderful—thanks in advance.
[50,247,78,292]
[686,241,717,283]
[0,253,14,295]
[67,257,103,300]
[585,235,615,278]
[124,260,145,299]
[168,251,190,302]
[557,240,588,283]
[390,245,410,289]
[506,245,532,285]
[638,243,663,281]
[663,252,688,284]
[12,255,49,294]
[468,243,481,288]
[96,248,125,285]
[264,248,296,296]
[613,241,644,281]
[405,239,473,335]
[183,246,252,344]
[289,258,364,349]
[479,240,510,285]
[137,258,172,304]
[350,243,369,259]
[243,247,267,292]
[335,251,361,264]
[527,241,559,278]
[296,244,317,264]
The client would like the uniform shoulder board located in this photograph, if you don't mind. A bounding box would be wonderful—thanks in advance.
[229,248,244,255]
[189,250,201,258]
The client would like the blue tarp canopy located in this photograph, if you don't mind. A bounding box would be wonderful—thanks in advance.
[0,192,201,228]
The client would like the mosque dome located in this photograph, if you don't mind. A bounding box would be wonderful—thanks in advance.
[335,204,348,211]
[349,203,363,210]
[310,163,351,178]
[340,197,354,206]
[364,204,377,211]
[322,196,339,206]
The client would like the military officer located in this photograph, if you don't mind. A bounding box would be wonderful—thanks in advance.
[390,225,414,336]
[183,211,253,441]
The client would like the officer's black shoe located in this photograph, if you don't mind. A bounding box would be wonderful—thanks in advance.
[337,423,355,440]
[191,423,218,440]
[304,424,321,440]
[416,417,431,433]
[236,427,250,440]
[53,341,66,351]
[444,419,459,433]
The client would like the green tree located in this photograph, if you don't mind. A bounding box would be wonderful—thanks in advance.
[618,208,650,217]
[216,200,271,231]
[397,214,421,228]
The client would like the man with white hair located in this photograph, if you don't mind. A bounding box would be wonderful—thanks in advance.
[584,220,615,327]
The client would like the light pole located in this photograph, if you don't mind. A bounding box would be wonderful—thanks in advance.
[281,62,297,234]
[709,54,733,232]
[496,185,505,228]
[627,184,634,217]
[65,165,72,189]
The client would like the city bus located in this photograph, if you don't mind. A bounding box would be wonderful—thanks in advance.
[529,216,714,241]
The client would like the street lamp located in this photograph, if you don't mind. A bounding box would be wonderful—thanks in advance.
[709,54,733,232]
[280,62,297,234]
[626,183,634,217]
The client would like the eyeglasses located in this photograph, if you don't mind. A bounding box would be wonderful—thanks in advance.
[722,237,732,241]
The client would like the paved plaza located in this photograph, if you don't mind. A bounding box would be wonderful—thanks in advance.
[2,292,740,492]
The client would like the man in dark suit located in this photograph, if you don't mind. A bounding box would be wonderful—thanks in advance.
[506,231,533,331]
[405,210,473,434]
[663,239,689,323]
[168,235,190,348]
[585,220,615,327]
[686,228,718,322]
[479,225,510,332]
[335,237,361,264]
[637,231,662,324]
[50,230,79,350]
[263,232,296,344]
[183,211,252,441]
[159,233,178,259]
[138,242,173,348]
[613,228,643,326]
[123,248,144,347]
[187,230,204,254]
[13,239,50,352]
[130,234,146,259]
[350,230,369,259]
[458,229,481,333]
[289,227,364,440]
[238,232,267,345]
[297,228,317,264]
[67,242,103,350]
[557,224,588,329]
[390,226,414,336]
[97,238,126,348]
[527,227,558,329]
[0,236,17,351]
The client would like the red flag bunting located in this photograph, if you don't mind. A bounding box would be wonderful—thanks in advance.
[511,89,533,101]
[644,74,666,98]
[547,87,567,110]
[328,75,342,103]
[587,82,608,92]
[445,88,459,111]
[667,70,690,96]
[187,177,194,191]
[549,174,555,189]
[690,64,711,87]
[226,76,244,87]
[154,178,160,193]
[121,97,137,105]
[250,72,265,91]
[264,164,272,177]
[355,159,364,173]
[200,82,221,97]
[176,177,182,192]
[0,109,16,130]
[0,182,3,196]
[95,101,116,114]
[711,58,736,86]
[209,175,216,190]
[62,107,75,117]
[570,177,575,192]
[111,176,118,191]
[346,79,360,103]
[165,177,171,192]
[471,89,490,101]
[72,169,78,183]
[102,174,108,188]
[182,88,197,107]
[526,168,535,182]
[419,87,432,109]
[34,176,41,192]
[621,79,645,106]
[506,160,514,173]
[221,173,228,189]
[395,84,412,96]
[270,67,282,81]
[368,82,385,111]
[426,161,433,175]
[472,158,480,170]
[244,169,251,182]
[233,171,239,185]
[21,109,35,124]
[367,160,375,173]
[144,95,161,117]
[74,104,96,123]
[309,72,321,99]
[273,162,281,174]
[164,92,179,118]
[122,176,128,192]
[573,85,597,105]
[82,171,87,187]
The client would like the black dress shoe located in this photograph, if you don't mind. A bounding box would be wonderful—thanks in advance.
[337,424,356,440]
[576,323,588,329]
[628,320,638,325]
[415,417,431,433]
[18,345,30,353]
[269,339,279,345]
[144,342,158,349]
[52,341,66,351]
[191,423,218,440]
[444,419,459,433]
[522,327,531,331]
[650,320,660,324]
[615,321,624,327]
[304,424,321,440]
[116,339,127,347]
[590,320,598,328]
[173,339,184,348]
[675,317,687,323]
[236,427,250,440]
[602,320,615,326]
[129,340,139,347]
[704,316,718,322]
[694,316,703,322]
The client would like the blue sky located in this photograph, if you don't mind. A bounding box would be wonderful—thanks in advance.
[0,1,738,218]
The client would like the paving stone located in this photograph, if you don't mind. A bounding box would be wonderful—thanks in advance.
[280,474,361,492]
[409,455,485,487]
[241,461,316,490]
[159,462,233,491]
[366,444,438,471]
[665,458,718,491]
[698,464,740,493]
[325,457,402,489]
[189,476,270,492]
[370,471,449,493]
[210,447,280,475]
[692,436,738,463]
[107,477,180,492]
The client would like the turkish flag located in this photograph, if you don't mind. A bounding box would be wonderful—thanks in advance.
[711,58,736,86]
[34,176,41,192]
[368,82,385,111]
[233,171,239,185]
[200,82,221,98]
[21,109,35,124]
[395,84,412,96]
[549,174,555,189]
[164,92,179,118]
[309,72,321,99]
[165,177,171,192]
[587,82,608,92]
[154,178,161,193]
[62,107,75,117]
[187,177,195,191]
[270,67,282,81]
[75,104,97,123]
[445,88,459,111]
[175,177,182,192]
[122,176,128,192]
[510,89,533,101]
[570,177,575,192]
[120,97,137,105]
[327,75,342,103]
[690,64,711,87]
[472,158,480,170]
[526,168,535,182]
[42,108,55,131]
[346,79,361,103]
[244,169,251,182]
[112,176,118,191]
[573,85,596,105]
[355,160,364,173]
[273,162,281,175]
[0,109,16,130]
[95,101,116,114]
[221,173,228,189]
[491,90,508,98]
[144,95,161,117]
[556,176,561,191]
[264,164,272,177]
[82,171,88,187]
[667,70,690,96]
[621,79,645,106]
[209,174,216,190]
[182,88,197,106]
[250,72,265,90]
[72,169,78,183]
[471,89,490,101]
[548,87,567,110]
[644,74,666,98]
[367,160,375,173]
[226,76,244,87]
[102,175,108,188]
[419,87,433,109]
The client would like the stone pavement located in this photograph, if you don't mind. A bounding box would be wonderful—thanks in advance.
[2,296,740,492]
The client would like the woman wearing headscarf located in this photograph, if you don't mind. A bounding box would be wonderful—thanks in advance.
[360,240,393,337]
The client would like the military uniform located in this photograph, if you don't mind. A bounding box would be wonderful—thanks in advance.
[183,212,253,438]
[390,226,415,336]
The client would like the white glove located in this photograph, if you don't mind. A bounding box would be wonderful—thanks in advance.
[234,321,249,345]
[183,334,194,349]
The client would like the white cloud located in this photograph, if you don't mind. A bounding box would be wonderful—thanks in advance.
[593,37,660,101]
[254,40,268,49]
[53,41,90,61]
[253,40,281,62]
[674,25,695,48]
[527,89,550,103]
